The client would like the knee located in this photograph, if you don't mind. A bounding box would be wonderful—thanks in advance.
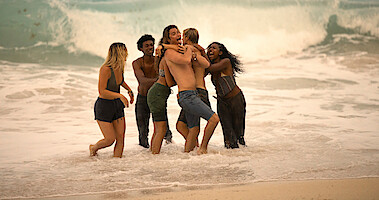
[104,137,116,146]
[176,121,186,131]
[176,121,181,131]
[115,135,125,143]
[209,113,220,125]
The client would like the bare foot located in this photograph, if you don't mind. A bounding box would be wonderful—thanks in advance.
[89,144,97,156]
[197,148,207,155]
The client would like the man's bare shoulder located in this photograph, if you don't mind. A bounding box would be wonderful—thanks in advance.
[132,57,143,67]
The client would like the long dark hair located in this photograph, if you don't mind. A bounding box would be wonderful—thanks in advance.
[208,42,243,75]
[155,25,178,70]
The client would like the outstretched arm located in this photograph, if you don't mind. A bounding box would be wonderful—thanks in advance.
[208,58,231,72]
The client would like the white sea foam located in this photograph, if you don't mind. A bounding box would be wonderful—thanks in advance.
[1,0,379,199]
[1,47,378,198]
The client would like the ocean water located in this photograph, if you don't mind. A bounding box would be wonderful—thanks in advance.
[0,0,379,199]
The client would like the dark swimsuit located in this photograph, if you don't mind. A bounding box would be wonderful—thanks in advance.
[94,67,125,122]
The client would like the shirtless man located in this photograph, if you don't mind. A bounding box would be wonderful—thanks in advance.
[132,34,172,148]
[162,25,220,154]
[176,28,211,147]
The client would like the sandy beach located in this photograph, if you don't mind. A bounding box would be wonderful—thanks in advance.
[39,178,379,200]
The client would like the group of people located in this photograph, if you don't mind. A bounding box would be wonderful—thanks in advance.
[89,25,246,157]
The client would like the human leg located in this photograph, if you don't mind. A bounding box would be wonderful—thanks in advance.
[90,120,116,156]
[151,120,167,154]
[217,98,239,148]
[177,120,189,139]
[231,92,246,146]
[176,109,189,139]
[135,94,150,148]
[198,113,219,154]
[184,126,200,152]
[112,117,126,157]
[150,101,169,154]
[147,83,171,153]
[178,90,218,154]
[164,119,173,143]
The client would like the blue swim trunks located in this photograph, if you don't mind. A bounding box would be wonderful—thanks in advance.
[178,90,215,128]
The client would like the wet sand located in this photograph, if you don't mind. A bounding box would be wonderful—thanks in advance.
[39,177,379,200]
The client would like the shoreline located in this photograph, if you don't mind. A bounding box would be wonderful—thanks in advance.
[36,177,379,200]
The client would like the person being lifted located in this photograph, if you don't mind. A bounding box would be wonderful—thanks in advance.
[175,28,212,149]
[162,25,219,154]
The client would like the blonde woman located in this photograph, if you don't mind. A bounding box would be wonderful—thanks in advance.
[90,42,134,158]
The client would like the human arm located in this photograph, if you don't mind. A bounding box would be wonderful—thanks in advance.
[155,45,163,57]
[98,66,129,107]
[193,44,209,62]
[132,59,158,86]
[207,58,231,72]
[162,44,185,54]
[192,49,210,69]
[121,81,134,104]
[155,44,185,57]
[165,45,193,65]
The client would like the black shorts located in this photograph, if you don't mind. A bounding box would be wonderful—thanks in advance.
[94,97,125,122]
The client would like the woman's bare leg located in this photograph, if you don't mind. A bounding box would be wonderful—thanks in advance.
[151,121,167,154]
[90,120,116,156]
[113,117,126,158]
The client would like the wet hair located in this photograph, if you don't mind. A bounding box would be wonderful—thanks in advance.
[183,28,199,44]
[208,42,243,74]
[102,42,127,72]
[137,34,155,51]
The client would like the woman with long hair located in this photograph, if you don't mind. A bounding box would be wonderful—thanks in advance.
[207,42,246,148]
[147,25,178,154]
[90,42,134,158]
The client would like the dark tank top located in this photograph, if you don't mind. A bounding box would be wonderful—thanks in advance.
[106,67,123,93]
[212,75,237,97]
